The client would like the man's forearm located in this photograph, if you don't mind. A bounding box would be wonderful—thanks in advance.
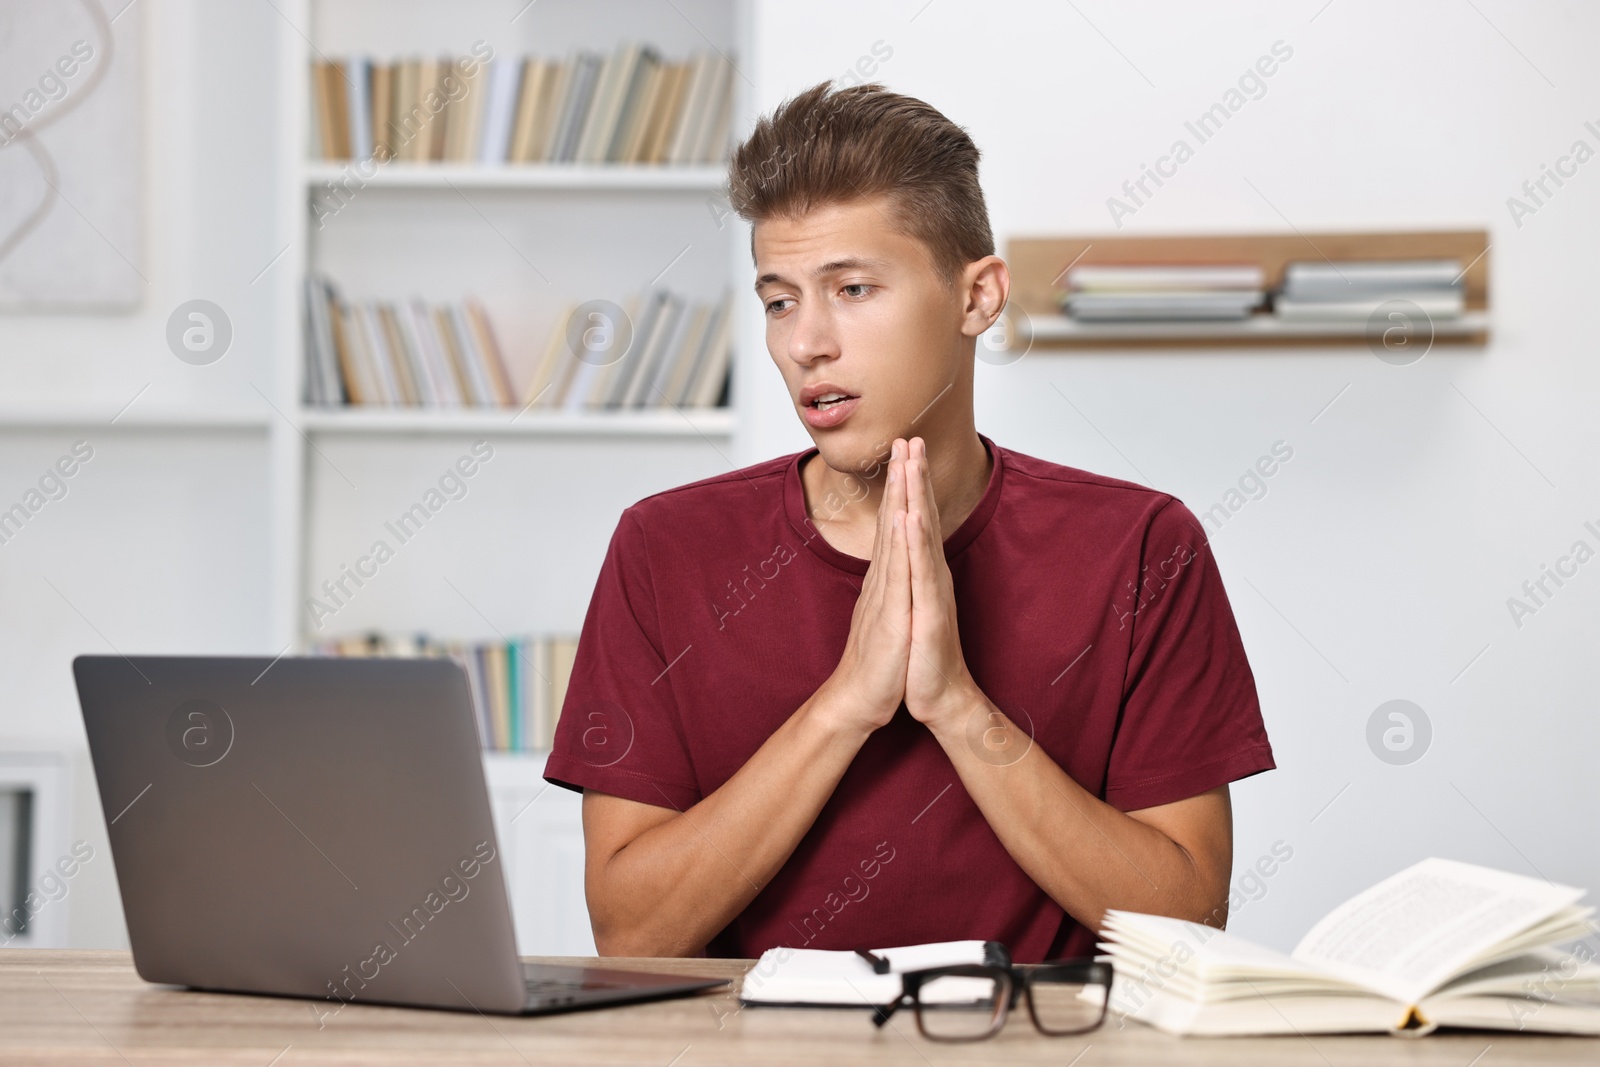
[586,687,871,956]
[926,688,1231,935]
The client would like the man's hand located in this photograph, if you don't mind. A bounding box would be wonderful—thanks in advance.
[815,439,913,738]
[902,436,981,731]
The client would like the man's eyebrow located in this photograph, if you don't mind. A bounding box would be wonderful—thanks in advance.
[753,257,890,292]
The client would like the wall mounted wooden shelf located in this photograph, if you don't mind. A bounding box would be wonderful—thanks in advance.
[1006,230,1490,349]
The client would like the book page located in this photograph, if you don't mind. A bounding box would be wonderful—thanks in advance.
[1104,911,1329,979]
[1291,858,1584,1003]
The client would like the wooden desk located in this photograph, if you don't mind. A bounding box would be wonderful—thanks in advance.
[2,950,1593,1065]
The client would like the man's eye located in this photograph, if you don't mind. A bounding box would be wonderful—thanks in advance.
[765,298,791,314]
[842,284,873,298]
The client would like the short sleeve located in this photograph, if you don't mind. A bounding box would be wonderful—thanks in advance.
[1103,499,1275,811]
[542,507,700,811]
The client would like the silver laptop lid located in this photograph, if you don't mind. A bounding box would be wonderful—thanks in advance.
[73,654,527,1014]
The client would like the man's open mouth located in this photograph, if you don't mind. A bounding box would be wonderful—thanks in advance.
[810,392,857,409]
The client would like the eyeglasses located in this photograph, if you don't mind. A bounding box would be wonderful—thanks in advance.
[870,958,1113,1042]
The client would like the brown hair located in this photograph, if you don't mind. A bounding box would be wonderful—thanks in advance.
[727,79,994,288]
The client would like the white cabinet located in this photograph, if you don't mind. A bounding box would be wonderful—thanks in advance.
[483,752,594,956]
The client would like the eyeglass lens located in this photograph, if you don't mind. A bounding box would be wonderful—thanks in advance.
[1027,970,1108,1035]
[914,972,1009,1040]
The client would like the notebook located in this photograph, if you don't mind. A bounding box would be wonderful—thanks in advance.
[738,940,1009,1008]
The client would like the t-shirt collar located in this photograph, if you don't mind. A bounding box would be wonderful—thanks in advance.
[784,432,1004,575]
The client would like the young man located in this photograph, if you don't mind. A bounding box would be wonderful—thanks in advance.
[543,81,1275,962]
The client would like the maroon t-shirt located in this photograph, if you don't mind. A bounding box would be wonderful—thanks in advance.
[544,433,1275,962]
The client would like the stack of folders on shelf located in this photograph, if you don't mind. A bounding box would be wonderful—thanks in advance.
[311,632,580,753]
[303,276,517,407]
[1273,259,1465,321]
[310,45,734,165]
[1060,264,1265,321]
[521,288,734,411]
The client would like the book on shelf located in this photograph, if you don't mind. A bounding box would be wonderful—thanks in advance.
[1066,264,1265,292]
[308,44,735,166]
[310,632,580,753]
[1064,291,1265,321]
[1100,857,1600,1036]
[302,277,346,406]
[345,57,374,163]
[304,276,731,412]
[520,287,733,412]
[1274,289,1466,321]
[1059,263,1265,322]
[477,58,522,164]
[1273,258,1465,321]
[304,276,517,409]
[1282,259,1463,294]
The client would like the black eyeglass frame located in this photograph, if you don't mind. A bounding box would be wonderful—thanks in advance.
[870,958,1113,1042]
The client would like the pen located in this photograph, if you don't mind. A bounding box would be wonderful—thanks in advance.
[855,948,890,974]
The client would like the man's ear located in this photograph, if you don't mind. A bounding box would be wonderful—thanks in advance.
[958,256,1010,338]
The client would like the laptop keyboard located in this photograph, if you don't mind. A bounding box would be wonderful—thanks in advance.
[526,976,633,994]
[525,977,586,995]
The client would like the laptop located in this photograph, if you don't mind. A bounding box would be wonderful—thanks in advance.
[72,654,727,1015]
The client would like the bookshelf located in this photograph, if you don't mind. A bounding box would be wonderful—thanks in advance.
[1008,230,1491,349]
[281,0,751,640]
[272,0,755,954]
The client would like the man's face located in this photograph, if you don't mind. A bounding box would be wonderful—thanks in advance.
[753,196,969,475]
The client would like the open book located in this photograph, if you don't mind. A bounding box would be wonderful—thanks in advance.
[738,940,1008,1007]
[1100,858,1600,1036]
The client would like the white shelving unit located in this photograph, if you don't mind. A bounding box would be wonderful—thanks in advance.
[275,0,754,955]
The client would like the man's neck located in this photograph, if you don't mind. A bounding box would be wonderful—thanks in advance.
[801,428,992,560]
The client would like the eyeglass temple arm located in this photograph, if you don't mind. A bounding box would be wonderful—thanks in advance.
[869,994,908,1029]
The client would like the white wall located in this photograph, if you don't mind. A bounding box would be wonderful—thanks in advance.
[739,0,1600,949]
[0,0,291,948]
